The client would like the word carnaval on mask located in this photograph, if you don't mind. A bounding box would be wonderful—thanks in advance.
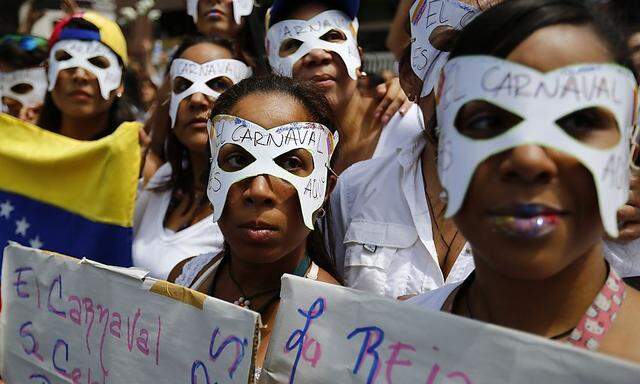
[174,61,241,79]
[12,265,162,383]
[480,66,623,103]
[279,17,350,39]
[223,123,328,155]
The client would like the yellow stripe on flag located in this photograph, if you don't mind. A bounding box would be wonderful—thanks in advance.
[0,114,141,227]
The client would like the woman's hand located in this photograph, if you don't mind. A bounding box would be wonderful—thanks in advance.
[373,77,414,125]
[613,168,640,243]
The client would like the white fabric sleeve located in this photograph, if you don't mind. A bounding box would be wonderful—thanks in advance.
[604,238,640,278]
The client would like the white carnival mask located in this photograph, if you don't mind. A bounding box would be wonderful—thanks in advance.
[1,67,47,109]
[266,10,361,80]
[169,58,252,128]
[48,40,122,100]
[436,56,638,237]
[410,0,477,97]
[207,115,339,230]
[187,0,254,25]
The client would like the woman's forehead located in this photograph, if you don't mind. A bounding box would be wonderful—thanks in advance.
[180,43,234,64]
[506,24,612,72]
[229,92,312,129]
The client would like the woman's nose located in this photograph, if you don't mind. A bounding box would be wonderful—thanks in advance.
[242,175,277,208]
[188,92,214,110]
[301,48,333,68]
[498,144,558,185]
[70,67,91,82]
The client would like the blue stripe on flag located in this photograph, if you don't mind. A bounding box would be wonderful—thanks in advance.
[0,190,132,275]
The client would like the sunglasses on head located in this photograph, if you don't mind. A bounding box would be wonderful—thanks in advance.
[0,34,48,51]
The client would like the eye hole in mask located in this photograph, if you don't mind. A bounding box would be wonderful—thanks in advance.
[279,38,304,57]
[172,76,193,94]
[218,144,257,171]
[206,76,234,93]
[87,56,111,69]
[555,107,620,149]
[10,83,34,94]
[454,100,523,140]
[320,29,347,44]
[274,149,314,177]
[54,50,72,61]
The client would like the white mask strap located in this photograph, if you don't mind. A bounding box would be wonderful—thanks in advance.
[1,67,47,109]
[169,58,252,128]
[266,10,361,80]
[48,40,122,100]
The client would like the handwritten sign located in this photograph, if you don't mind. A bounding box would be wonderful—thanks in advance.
[0,243,259,384]
[259,275,640,384]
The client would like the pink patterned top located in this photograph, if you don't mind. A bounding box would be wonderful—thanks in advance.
[567,268,626,351]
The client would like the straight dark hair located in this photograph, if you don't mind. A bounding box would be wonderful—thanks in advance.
[153,35,237,204]
[449,0,629,65]
[210,75,343,283]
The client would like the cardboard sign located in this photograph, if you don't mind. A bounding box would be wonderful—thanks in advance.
[260,275,640,384]
[0,243,260,384]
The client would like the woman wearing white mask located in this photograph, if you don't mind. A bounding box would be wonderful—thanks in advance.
[38,12,135,140]
[0,34,48,124]
[330,0,640,301]
[133,36,252,279]
[265,0,420,173]
[410,0,640,363]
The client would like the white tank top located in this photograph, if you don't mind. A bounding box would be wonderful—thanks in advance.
[132,164,224,279]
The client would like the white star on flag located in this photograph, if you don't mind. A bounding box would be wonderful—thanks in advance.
[0,200,14,219]
[29,236,43,249]
[15,217,30,237]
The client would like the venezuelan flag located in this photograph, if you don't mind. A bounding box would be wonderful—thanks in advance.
[0,114,140,272]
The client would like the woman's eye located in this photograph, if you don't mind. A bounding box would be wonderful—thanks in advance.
[320,29,347,43]
[206,77,232,93]
[454,101,522,140]
[88,56,110,69]
[279,39,303,57]
[54,50,72,61]
[277,156,304,172]
[556,107,620,148]
[224,153,253,170]
[172,77,192,94]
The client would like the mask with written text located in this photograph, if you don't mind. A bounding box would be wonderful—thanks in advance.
[266,10,361,80]
[410,0,477,97]
[207,115,339,230]
[436,56,637,237]
[169,58,252,128]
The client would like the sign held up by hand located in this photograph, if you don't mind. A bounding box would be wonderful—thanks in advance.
[0,243,260,384]
[260,275,640,384]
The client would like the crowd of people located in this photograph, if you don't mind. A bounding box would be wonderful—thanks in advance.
[2,0,640,379]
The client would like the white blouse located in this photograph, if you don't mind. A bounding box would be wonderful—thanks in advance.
[133,164,224,279]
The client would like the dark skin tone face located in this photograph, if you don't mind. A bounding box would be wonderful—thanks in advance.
[196,0,240,40]
[287,3,359,111]
[172,42,235,153]
[453,24,616,279]
[217,92,337,265]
